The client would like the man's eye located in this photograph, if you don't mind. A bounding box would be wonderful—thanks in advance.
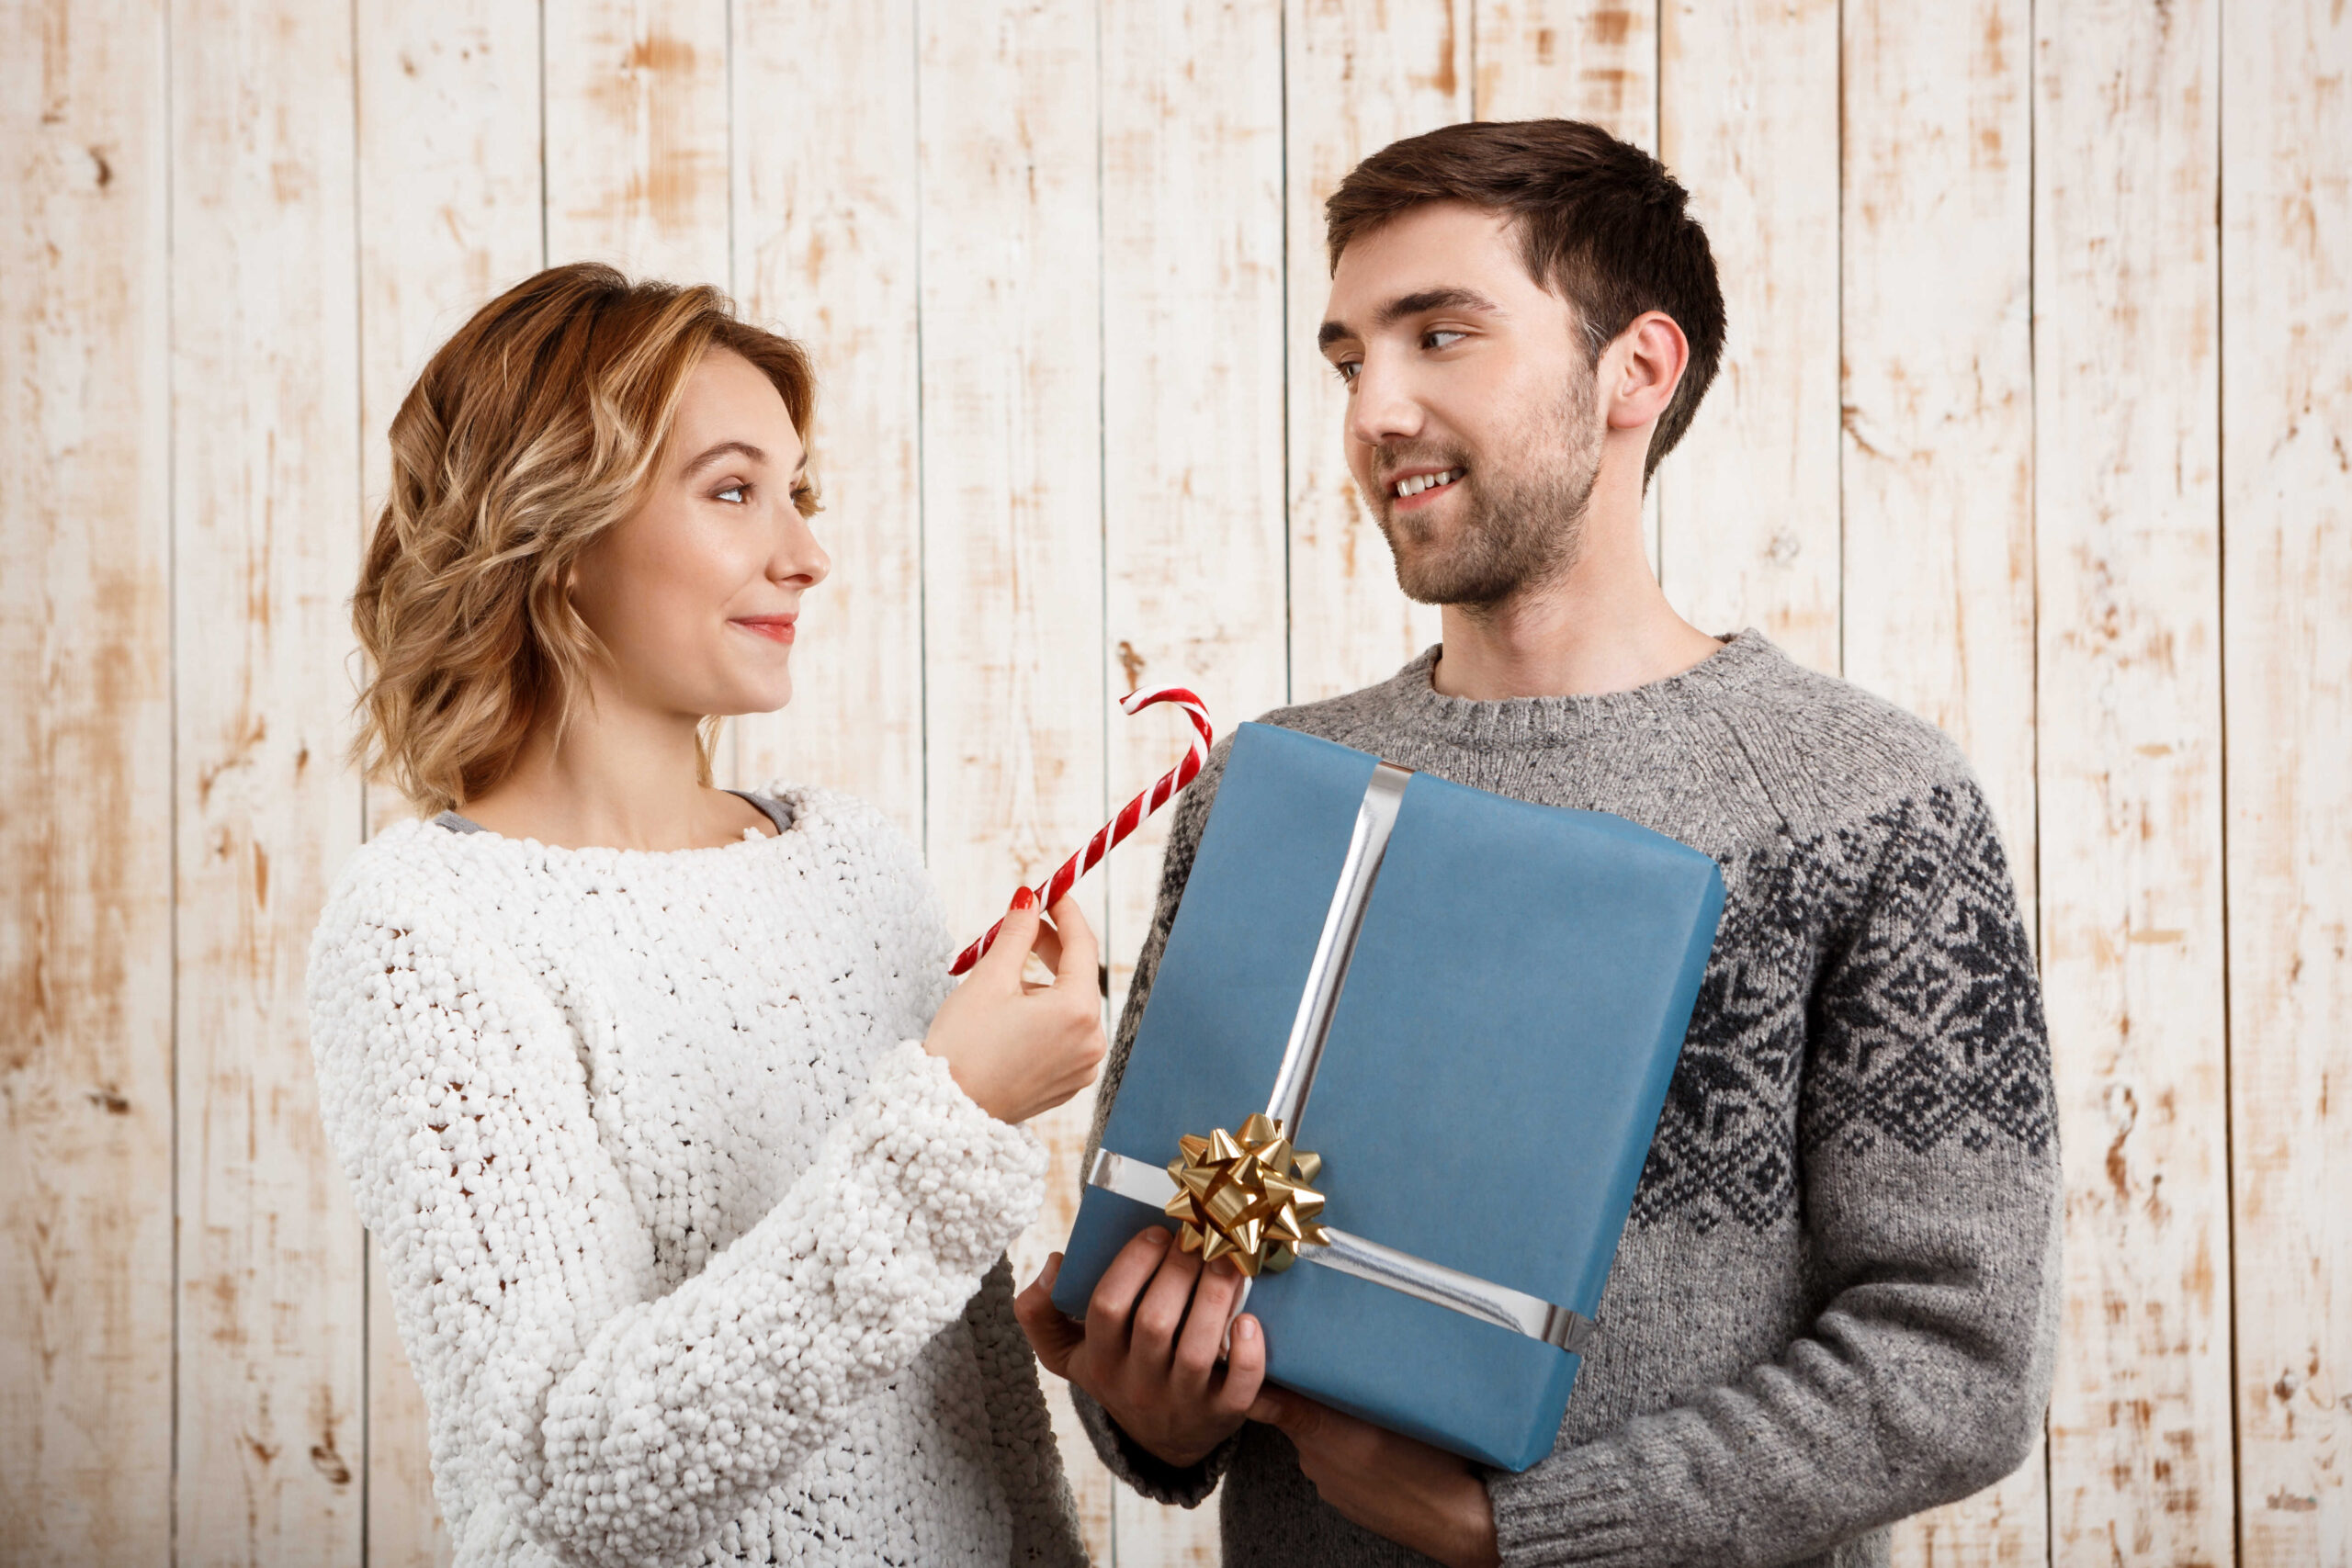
[715,483,748,504]
[1425,330,1465,350]
[1332,361,1361,384]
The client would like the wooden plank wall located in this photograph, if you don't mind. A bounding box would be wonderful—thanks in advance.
[4,2,2346,1565]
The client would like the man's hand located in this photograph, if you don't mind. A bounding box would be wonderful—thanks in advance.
[1248,1387,1501,1568]
[1015,1228,1265,1469]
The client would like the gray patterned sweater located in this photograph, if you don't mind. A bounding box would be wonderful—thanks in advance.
[1069,632,2061,1568]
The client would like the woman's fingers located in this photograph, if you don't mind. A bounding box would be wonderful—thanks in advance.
[1045,895,1101,990]
[1027,912,1065,979]
[971,886,1042,989]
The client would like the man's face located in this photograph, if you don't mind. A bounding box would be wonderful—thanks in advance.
[1319,201,1603,608]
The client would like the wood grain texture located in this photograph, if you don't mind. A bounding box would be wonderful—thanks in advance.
[2222,4,2352,1562]
[1097,0,1292,1555]
[1283,0,1463,705]
[1473,0,1657,148]
[2033,1,2234,1563]
[1656,0,1839,669]
[0,0,174,1559]
[351,4,542,1558]
[729,0,923,837]
[1842,2,2044,1556]
[543,0,729,285]
[915,1,1111,1558]
[170,0,369,1560]
[1469,0,1663,570]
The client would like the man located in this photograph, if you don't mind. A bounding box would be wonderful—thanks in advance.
[1015,119,2060,1568]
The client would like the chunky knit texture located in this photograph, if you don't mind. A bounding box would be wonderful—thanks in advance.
[307,787,1089,1568]
[1072,632,2063,1568]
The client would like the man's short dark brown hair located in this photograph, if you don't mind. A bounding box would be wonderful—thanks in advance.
[1326,118,1726,478]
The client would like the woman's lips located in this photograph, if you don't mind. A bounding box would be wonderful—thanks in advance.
[730,616,797,644]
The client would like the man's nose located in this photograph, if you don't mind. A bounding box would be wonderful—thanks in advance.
[1346,356,1423,449]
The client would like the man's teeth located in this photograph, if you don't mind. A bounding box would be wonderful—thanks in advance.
[1394,468,1463,498]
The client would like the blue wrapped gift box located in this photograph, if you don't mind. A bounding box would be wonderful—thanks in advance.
[1052,722,1725,1471]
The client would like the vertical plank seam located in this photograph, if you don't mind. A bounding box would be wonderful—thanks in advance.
[912,0,930,863]
[1833,0,1847,682]
[346,0,372,1558]
[1651,0,1668,609]
[165,0,183,1557]
[537,0,550,268]
[724,0,743,791]
[1090,6,1113,1558]
[1091,0,1112,1025]
[2025,0,2053,1552]
[2211,6,2244,1558]
[1277,0,1293,709]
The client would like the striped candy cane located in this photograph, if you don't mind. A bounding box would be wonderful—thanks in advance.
[948,684,1215,976]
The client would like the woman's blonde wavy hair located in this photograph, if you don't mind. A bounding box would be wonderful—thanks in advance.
[351,263,817,814]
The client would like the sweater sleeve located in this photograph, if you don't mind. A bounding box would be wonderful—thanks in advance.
[960,1258,1094,1565]
[307,887,1046,1568]
[1488,774,2063,1567]
[1064,741,1248,1507]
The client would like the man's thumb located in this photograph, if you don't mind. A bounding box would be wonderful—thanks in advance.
[1247,1388,1298,1429]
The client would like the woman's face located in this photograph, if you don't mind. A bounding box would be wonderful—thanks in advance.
[569,348,830,720]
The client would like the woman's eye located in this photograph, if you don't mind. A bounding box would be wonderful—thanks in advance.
[714,483,749,504]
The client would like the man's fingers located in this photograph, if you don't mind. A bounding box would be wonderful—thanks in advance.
[1084,1226,1174,1342]
[1013,1253,1084,1374]
[1213,1312,1268,1417]
[1045,895,1101,989]
[1128,1237,1204,1364]
[1170,1258,1245,1396]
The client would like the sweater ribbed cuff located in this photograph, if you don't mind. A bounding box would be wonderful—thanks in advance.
[1069,1385,1238,1508]
[1489,1445,1644,1567]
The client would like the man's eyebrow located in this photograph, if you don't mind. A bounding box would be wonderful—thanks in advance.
[1316,287,1506,351]
[681,439,767,476]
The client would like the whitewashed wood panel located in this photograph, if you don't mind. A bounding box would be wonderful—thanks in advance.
[351,4,543,1558]
[543,0,730,286]
[1283,0,1463,705]
[1469,0,1663,570]
[1840,9,2042,1562]
[0,0,174,1560]
[1473,0,1657,148]
[1656,0,1839,670]
[1097,1,1291,1555]
[2034,2,2234,1564]
[915,2,1112,1560]
[2222,4,2352,1562]
[170,0,369,1560]
[729,0,923,838]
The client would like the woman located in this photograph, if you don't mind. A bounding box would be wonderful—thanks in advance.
[308,264,1100,1567]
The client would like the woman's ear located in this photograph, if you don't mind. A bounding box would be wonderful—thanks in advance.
[1604,310,1690,432]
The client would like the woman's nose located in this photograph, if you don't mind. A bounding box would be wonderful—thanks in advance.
[771,506,830,589]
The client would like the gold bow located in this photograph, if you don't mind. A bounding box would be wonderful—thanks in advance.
[1163,1112,1329,1277]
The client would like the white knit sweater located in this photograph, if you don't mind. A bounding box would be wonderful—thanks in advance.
[306,786,1089,1568]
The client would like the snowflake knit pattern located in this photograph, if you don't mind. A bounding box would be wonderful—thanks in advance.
[307,787,1089,1568]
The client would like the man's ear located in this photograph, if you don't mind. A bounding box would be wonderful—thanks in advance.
[1603,310,1690,432]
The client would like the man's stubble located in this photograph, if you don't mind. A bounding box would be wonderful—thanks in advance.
[1370,363,1603,612]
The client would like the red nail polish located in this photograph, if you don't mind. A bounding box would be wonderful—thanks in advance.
[1011,886,1037,911]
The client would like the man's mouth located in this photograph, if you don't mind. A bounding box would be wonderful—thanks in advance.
[1392,467,1464,501]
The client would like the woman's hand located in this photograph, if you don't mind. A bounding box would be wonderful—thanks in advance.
[924,887,1107,1124]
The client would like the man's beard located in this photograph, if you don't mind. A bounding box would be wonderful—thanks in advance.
[1371,370,1602,610]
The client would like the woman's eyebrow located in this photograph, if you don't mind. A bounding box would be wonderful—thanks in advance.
[682,439,767,476]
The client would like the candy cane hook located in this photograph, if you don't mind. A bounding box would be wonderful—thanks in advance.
[948,685,1215,976]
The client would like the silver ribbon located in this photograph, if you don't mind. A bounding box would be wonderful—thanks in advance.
[1088,760,1597,1355]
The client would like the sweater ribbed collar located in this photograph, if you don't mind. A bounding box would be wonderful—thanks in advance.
[1374,627,1788,746]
